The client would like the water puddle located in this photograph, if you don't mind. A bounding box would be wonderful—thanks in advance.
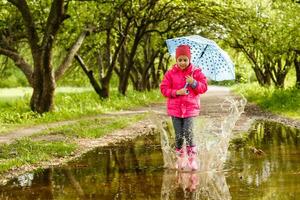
[225,120,300,199]
[1,120,300,199]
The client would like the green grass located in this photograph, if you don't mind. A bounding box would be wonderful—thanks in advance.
[37,114,146,139]
[232,83,300,119]
[0,88,163,134]
[0,139,76,173]
[0,87,93,98]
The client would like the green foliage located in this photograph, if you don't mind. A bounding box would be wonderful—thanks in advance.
[0,138,76,173]
[55,70,91,87]
[230,51,256,84]
[1,0,299,91]
[0,56,28,88]
[229,132,249,150]
[232,83,300,119]
[207,0,300,88]
[0,67,29,88]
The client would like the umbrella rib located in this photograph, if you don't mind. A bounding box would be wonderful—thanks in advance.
[199,44,209,59]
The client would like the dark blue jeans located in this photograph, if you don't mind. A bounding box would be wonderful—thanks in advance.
[171,116,195,149]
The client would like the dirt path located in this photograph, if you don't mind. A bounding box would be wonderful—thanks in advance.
[1,86,300,184]
[0,110,151,144]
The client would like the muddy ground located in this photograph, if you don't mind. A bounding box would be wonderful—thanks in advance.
[0,86,299,185]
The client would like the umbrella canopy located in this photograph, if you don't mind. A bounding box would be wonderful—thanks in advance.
[166,35,235,81]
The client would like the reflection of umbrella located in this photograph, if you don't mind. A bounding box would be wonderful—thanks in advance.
[166,35,235,81]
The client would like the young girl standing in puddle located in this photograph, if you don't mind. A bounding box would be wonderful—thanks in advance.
[160,44,208,170]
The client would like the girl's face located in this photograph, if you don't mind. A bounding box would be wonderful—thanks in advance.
[176,55,190,70]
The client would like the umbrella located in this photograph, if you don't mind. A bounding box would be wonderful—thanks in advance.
[165,35,235,81]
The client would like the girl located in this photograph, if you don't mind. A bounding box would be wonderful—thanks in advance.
[160,44,208,170]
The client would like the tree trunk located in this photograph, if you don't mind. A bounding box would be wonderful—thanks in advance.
[116,44,126,86]
[151,51,164,89]
[295,53,300,88]
[100,77,110,98]
[30,50,56,113]
[129,73,141,91]
[252,65,271,87]
[76,54,112,98]
[118,39,140,95]
[30,77,55,113]
[276,72,286,88]
[267,57,293,88]
[118,26,145,95]
[75,54,103,97]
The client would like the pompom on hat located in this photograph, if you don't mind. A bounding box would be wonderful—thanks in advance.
[175,44,191,60]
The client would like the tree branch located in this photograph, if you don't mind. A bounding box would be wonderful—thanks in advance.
[41,0,68,52]
[0,47,33,85]
[55,28,92,81]
[8,0,39,52]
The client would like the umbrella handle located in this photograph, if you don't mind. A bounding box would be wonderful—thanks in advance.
[184,83,189,94]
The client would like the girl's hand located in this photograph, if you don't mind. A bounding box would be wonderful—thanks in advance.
[176,88,188,95]
[186,75,194,84]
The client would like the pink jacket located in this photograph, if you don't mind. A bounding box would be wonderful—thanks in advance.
[160,64,208,118]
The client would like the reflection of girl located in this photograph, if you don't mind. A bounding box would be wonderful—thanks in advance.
[160,45,208,170]
[161,170,231,200]
[177,172,199,192]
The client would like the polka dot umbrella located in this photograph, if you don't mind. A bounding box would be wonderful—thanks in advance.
[166,35,235,81]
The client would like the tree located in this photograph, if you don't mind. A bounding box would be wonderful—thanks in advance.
[202,0,299,88]
[295,51,300,88]
[130,33,160,91]
[69,0,133,98]
[263,1,299,88]
[91,0,132,98]
[116,0,203,95]
[0,0,91,113]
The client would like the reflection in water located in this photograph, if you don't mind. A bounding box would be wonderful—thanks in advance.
[62,168,86,199]
[0,168,54,200]
[226,120,300,199]
[161,170,231,200]
[0,136,164,200]
[17,173,34,187]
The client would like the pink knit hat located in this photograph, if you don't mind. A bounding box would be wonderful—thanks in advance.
[175,45,191,60]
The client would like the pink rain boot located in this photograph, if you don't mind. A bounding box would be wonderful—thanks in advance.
[175,148,186,170]
[187,146,198,171]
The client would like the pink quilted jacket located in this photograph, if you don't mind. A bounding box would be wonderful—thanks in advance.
[160,64,208,118]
